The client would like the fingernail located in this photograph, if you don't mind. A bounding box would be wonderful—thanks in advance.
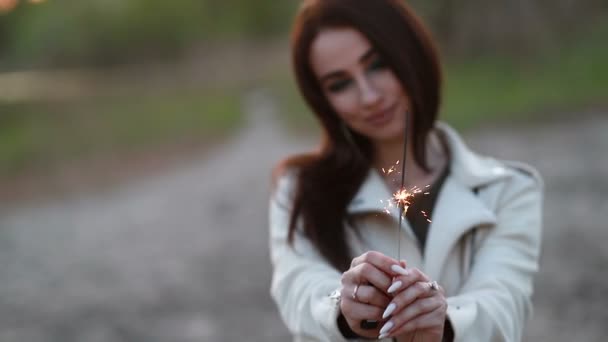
[378,333,389,339]
[382,302,397,319]
[391,264,409,276]
[387,281,403,294]
[379,320,394,335]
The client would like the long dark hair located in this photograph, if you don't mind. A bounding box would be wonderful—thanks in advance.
[276,0,442,271]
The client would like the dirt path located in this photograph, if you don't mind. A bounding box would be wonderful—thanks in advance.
[0,90,606,341]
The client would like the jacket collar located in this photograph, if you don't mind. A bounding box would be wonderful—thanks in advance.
[435,122,511,190]
[347,122,509,214]
[346,122,507,279]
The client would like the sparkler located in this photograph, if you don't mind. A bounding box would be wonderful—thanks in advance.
[394,111,425,342]
[380,113,435,260]
[378,115,435,340]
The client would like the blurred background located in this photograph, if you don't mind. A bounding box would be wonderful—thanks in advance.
[0,0,606,341]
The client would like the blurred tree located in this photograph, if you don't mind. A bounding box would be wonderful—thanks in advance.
[0,0,296,69]
[0,0,606,70]
[412,0,608,58]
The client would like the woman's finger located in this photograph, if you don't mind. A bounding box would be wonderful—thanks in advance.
[378,296,446,337]
[345,283,392,308]
[387,305,447,337]
[340,296,384,321]
[342,262,393,293]
[381,281,436,319]
[350,251,409,277]
[385,267,432,295]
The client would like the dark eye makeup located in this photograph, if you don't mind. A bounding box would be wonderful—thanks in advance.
[367,55,388,72]
[323,52,388,94]
[327,78,353,93]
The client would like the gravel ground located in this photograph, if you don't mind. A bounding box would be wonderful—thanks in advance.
[0,90,606,342]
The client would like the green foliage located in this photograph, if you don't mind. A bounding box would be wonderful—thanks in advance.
[3,0,207,67]
[1,0,296,68]
[2,0,606,70]
[0,88,242,176]
[442,20,608,129]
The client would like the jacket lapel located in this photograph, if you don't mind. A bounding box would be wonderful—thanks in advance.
[422,176,496,281]
[347,170,417,241]
[423,122,513,280]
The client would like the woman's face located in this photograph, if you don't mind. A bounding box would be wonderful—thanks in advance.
[310,27,410,145]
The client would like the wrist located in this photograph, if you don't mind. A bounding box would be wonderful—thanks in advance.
[337,311,361,339]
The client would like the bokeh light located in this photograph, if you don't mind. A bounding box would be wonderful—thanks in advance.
[0,0,18,13]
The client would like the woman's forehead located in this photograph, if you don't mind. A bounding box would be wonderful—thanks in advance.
[309,28,373,76]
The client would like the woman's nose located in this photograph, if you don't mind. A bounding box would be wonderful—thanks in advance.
[359,78,382,108]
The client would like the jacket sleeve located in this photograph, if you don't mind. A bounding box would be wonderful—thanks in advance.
[268,173,352,342]
[446,171,543,342]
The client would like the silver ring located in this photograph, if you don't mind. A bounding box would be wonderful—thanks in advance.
[428,281,439,291]
[352,284,360,300]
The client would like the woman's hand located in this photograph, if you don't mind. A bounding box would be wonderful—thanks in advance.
[378,267,447,342]
[339,251,410,339]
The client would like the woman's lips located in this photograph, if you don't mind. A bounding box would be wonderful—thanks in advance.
[365,105,396,126]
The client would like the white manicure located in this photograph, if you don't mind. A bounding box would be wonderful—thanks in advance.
[378,333,389,339]
[379,321,394,335]
[382,302,397,319]
[387,281,403,294]
[391,264,409,276]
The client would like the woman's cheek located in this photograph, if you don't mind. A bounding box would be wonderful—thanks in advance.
[332,91,359,114]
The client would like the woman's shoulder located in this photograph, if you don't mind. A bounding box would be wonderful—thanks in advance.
[270,161,302,209]
[434,121,542,191]
[270,152,319,202]
[498,159,543,188]
[476,157,544,209]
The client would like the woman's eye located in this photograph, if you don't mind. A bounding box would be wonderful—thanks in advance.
[368,56,388,72]
[327,79,352,93]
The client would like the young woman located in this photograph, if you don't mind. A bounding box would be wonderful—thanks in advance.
[269,1,543,341]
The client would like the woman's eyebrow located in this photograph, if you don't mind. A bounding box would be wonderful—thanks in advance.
[319,70,346,83]
[319,48,377,83]
[359,47,376,63]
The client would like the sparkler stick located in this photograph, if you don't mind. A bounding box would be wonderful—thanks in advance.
[380,112,426,340]
[381,112,431,341]
[397,112,409,261]
[398,112,417,342]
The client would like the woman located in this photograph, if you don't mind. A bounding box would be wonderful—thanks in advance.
[269,0,543,341]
